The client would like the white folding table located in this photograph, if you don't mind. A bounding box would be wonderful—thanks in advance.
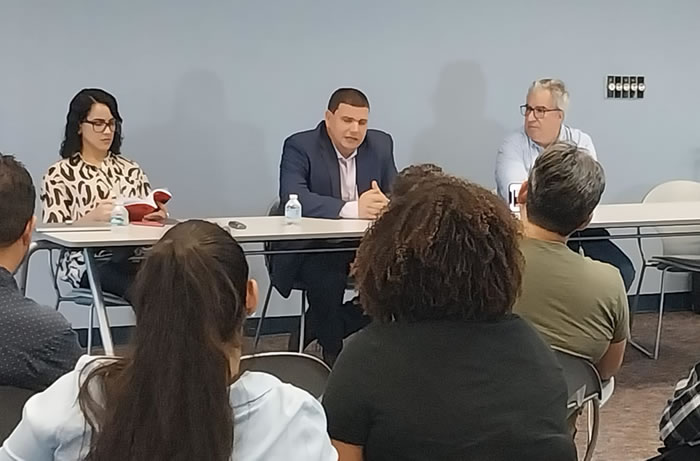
[27,217,370,355]
[24,203,700,357]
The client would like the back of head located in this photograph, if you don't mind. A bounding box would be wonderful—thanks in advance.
[327,87,370,112]
[525,142,605,236]
[0,154,35,247]
[354,174,523,322]
[79,220,249,461]
[60,88,123,158]
[391,163,444,197]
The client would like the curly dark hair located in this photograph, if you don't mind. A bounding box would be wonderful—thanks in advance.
[353,174,523,323]
[59,88,123,158]
[391,163,444,197]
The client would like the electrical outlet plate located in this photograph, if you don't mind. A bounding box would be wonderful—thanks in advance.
[606,75,645,99]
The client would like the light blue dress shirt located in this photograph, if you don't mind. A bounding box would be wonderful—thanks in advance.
[495,125,597,200]
[0,356,337,461]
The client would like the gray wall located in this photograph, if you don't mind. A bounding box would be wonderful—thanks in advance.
[2,1,699,324]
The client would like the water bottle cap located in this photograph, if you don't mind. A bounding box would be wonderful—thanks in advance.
[289,194,298,200]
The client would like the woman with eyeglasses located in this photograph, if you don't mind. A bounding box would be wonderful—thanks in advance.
[40,88,165,298]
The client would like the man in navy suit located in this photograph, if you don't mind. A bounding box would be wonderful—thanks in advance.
[273,88,398,364]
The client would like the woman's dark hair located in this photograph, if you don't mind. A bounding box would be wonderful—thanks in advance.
[353,174,523,323]
[59,88,123,158]
[78,220,249,461]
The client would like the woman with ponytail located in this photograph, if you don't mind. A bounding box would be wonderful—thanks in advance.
[0,220,337,461]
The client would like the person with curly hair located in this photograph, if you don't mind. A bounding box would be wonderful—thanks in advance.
[323,174,576,461]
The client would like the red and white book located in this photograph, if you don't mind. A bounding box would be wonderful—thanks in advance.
[124,188,172,222]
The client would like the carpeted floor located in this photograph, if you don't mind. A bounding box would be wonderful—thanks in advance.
[594,311,700,461]
[247,311,700,461]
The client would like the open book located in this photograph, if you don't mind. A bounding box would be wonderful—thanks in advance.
[124,188,172,222]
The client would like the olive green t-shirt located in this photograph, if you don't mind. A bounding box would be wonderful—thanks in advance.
[514,238,630,362]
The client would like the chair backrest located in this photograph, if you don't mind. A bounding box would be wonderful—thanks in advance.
[643,180,700,256]
[0,386,36,441]
[552,347,602,414]
[240,352,331,399]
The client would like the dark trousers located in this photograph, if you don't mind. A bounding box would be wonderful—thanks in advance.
[79,247,140,302]
[296,251,366,358]
[568,229,636,291]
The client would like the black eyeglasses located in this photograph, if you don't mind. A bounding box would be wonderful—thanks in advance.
[83,119,118,133]
[519,104,561,120]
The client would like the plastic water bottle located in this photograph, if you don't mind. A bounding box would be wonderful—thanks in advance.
[284,194,302,225]
[110,183,129,227]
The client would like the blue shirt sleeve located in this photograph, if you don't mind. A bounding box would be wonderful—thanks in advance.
[495,132,530,200]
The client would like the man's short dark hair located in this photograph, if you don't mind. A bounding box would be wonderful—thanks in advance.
[525,142,605,236]
[0,154,36,247]
[327,88,370,112]
[392,163,444,197]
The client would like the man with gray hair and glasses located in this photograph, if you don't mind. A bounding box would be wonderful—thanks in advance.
[495,78,635,291]
[514,143,629,381]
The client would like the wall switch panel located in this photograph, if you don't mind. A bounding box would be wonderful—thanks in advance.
[607,75,645,99]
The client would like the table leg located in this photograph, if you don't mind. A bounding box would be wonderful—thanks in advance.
[83,248,115,355]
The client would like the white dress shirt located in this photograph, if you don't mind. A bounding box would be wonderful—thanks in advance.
[334,146,359,219]
[495,125,597,200]
[0,356,337,461]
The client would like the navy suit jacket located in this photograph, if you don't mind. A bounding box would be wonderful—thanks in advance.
[271,121,398,297]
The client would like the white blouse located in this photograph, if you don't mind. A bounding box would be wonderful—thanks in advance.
[0,356,337,461]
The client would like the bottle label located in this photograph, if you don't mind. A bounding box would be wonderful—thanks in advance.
[285,201,302,223]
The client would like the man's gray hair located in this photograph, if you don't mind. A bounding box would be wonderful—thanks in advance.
[526,142,605,236]
[528,78,570,113]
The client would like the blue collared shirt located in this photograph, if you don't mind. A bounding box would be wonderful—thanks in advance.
[495,125,597,199]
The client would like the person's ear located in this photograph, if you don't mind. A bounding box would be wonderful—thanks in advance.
[21,217,36,246]
[245,279,259,316]
[324,109,333,125]
[517,180,528,205]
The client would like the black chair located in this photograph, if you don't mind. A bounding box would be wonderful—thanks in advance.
[240,352,331,400]
[0,386,36,441]
[552,347,605,461]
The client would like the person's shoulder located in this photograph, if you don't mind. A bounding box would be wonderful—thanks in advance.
[20,355,104,438]
[502,314,565,364]
[580,257,626,294]
[364,129,393,154]
[231,371,335,460]
[366,128,392,143]
[44,156,77,179]
[564,125,594,145]
[342,323,386,355]
[112,153,143,170]
[232,371,324,419]
[285,123,323,147]
[20,296,74,330]
[499,129,529,149]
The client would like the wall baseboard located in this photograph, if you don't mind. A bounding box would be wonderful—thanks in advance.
[76,292,699,348]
